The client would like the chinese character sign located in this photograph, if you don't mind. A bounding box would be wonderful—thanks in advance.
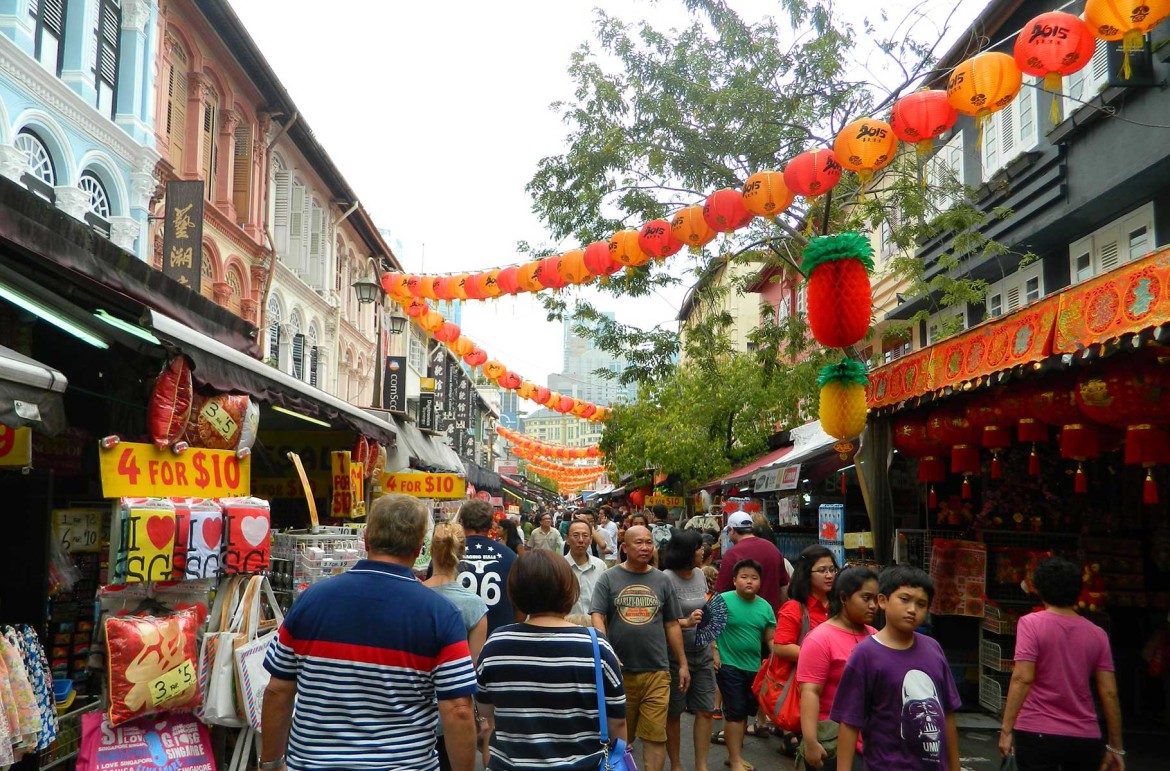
[162,181,205,289]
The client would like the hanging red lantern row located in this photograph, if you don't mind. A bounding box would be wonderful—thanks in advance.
[497,425,603,459]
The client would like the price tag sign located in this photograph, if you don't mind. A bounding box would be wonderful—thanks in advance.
[53,508,104,553]
[843,531,875,549]
[148,660,196,707]
[646,495,684,508]
[98,441,251,498]
[0,425,32,467]
[200,400,239,443]
[380,472,466,500]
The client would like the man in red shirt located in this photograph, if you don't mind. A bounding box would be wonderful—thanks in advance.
[713,512,789,612]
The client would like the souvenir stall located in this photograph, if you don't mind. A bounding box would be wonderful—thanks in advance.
[865,247,1170,725]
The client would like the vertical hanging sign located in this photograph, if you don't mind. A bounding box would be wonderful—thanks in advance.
[429,343,452,432]
[383,355,407,413]
[161,181,205,289]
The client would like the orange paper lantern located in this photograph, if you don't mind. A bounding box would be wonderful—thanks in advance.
[419,309,444,333]
[417,275,438,300]
[1085,0,1170,79]
[479,269,503,298]
[833,118,898,185]
[671,206,717,251]
[518,381,536,400]
[450,273,470,301]
[946,52,1023,131]
[517,261,544,292]
[742,171,794,217]
[560,249,593,284]
[450,336,475,357]
[610,229,650,268]
[483,361,506,381]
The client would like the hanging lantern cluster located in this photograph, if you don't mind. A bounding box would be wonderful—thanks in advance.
[893,414,947,508]
[817,359,869,441]
[801,232,875,349]
[496,425,603,460]
[380,278,613,422]
[927,408,982,499]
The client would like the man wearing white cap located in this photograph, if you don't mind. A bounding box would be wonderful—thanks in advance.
[713,512,789,613]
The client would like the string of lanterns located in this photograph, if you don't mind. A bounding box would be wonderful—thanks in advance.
[380,284,613,422]
[496,425,603,459]
[509,444,606,474]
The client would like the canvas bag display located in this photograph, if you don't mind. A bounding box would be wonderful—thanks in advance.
[752,604,809,732]
[234,575,284,731]
[197,575,247,726]
[589,628,636,771]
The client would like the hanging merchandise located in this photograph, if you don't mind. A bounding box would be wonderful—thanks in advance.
[927,408,981,499]
[703,188,754,232]
[964,391,1016,480]
[232,576,284,732]
[196,576,246,728]
[184,394,249,450]
[894,414,948,508]
[104,609,201,726]
[889,89,959,155]
[113,498,177,584]
[148,357,194,450]
[817,359,869,441]
[800,232,875,349]
[237,398,260,457]
[782,148,842,198]
[1013,11,1097,123]
[77,711,215,771]
[0,626,50,761]
[946,52,1023,141]
[221,497,272,575]
[184,499,223,579]
[1028,376,1117,493]
[832,118,898,186]
[742,170,794,217]
[1084,0,1170,79]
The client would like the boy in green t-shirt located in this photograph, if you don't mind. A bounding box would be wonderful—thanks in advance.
[714,558,776,771]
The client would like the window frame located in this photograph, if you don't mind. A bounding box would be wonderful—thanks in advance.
[29,0,67,76]
[94,0,121,119]
[15,129,57,202]
[79,170,112,237]
[981,76,1040,181]
[1068,202,1157,284]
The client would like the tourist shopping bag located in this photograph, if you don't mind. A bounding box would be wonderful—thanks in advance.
[226,726,260,771]
[234,575,284,731]
[752,604,809,732]
[197,575,247,726]
[590,628,636,771]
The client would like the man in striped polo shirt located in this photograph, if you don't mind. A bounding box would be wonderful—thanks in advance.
[261,494,478,771]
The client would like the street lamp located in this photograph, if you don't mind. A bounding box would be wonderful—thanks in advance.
[352,258,407,408]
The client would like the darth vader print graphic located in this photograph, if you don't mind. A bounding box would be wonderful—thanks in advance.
[900,669,944,765]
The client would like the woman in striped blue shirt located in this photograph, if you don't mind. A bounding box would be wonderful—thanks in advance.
[476,550,627,771]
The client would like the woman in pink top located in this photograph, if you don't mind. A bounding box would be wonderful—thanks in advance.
[999,557,1125,771]
[795,566,879,770]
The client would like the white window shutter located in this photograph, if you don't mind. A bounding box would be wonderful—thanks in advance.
[1017,78,1037,152]
[1005,284,1021,313]
[1097,224,1121,273]
[273,171,290,254]
[999,101,1016,161]
[292,333,305,380]
[309,203,322,261]
[289,182,305,271]
[982,111,1000,180]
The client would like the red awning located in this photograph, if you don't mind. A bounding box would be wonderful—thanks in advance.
[705,445,794,489]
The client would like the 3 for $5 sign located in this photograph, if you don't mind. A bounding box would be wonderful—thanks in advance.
[99,441,251,498]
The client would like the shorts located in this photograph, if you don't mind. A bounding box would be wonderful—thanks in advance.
[669,646,717,716]
[623,670,671,743]
[715,665,759,723]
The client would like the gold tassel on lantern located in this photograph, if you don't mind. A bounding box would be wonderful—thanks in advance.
[817,360,870,441]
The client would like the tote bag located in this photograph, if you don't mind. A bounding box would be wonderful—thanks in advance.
[752,604,809,732]
[234,575,284,731]
[197,575,247,727]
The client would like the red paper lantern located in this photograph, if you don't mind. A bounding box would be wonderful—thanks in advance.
[671,206,717,251]
[638,219,683,260]
[703,188,753,233]
[533,386,551,404]
[583,240,620,277]
[405,298,428,318]
[499,371,522,390]
[496,266,520,295]
[927,408,981,478]
[557,396,575,413]
[463,348,487,367]
[610,229,649,268]
[460,273,484,301]
[1014,12,1096,123]
[783,149,842,198]
[432,276,456,301]
[539,255,569,290]
[889,90,959,155]
[581,404,597,419]
[433,321,460,343]
[406,274,424,297]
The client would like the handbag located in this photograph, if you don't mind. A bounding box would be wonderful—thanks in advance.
[234,575,284,731]
[589,628,637,771]
[752,604,809,732]
[197,575,247,726]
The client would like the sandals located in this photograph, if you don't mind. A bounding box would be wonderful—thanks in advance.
[723,762,754,770]
[711,729,726,745]
[744,722,771,738]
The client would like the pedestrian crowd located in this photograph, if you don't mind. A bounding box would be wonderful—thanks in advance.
[258,495,1124,771]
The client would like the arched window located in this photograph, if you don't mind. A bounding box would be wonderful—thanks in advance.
[266,297,282,364]
[15,129,56,201]
[200,257,215,300]
[79,171,110,219]
[289,311,304,380]
[225,265,244,315]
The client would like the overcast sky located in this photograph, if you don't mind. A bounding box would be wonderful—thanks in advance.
[228,0,985,394]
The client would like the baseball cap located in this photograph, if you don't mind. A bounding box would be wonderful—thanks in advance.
[725,512,754,532]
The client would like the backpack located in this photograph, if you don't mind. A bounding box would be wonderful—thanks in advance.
[651,522,673,549]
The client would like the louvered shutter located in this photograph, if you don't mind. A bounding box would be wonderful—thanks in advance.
[202,100,216,196]
[167,64,187,168]
[309,346,319,387]
[268,322,280,362]
[292,334,305,380]
[232,123,252,223]
[309,202,322,263]
[272,170,290,254]
[95,0,120,117]
[999,101,1016,160]
[41,0,65,34]
[289,183,305,272]
[1005,284,1021,313]
[1097,225,1121,273]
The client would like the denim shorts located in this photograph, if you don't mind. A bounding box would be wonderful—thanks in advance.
[715,664,759,723]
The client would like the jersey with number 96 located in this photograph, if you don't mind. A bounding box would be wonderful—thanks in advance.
[456,535,517,633]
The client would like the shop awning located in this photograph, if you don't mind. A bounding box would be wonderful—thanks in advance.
[148,310,397,447]
[0,344,67,435]
[752,421,841,489]
[393,417,463,474]
[867,246,1170,412]
[464,459,501,492]
[706,445,794,489]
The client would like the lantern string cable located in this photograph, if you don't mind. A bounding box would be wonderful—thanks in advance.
[1018,80,1170,129]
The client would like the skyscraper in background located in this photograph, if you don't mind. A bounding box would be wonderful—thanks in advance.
[548,312,636,406]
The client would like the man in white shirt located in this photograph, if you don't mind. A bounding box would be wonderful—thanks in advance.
[528,513,564,552]
[598,507,620,567]
[564,519,608,618]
